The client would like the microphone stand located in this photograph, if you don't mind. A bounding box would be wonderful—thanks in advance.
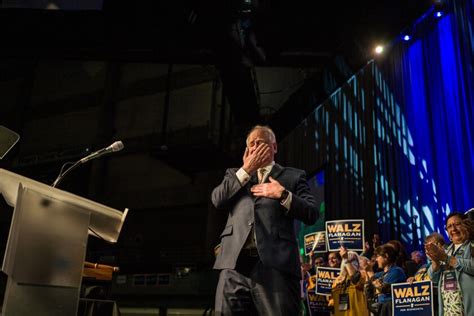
[51,160,83,188]
[52,141,123,188]
[51,141,123,241]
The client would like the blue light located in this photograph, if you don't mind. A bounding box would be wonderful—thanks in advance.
[373,12,474,249]
[403,35,411,41]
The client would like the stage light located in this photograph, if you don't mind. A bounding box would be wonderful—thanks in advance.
[403,35,411,41]
[434,0,445,18]
[375,45,384,54]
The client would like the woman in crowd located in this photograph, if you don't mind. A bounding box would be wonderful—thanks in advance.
[386,239,417,277]
[362,244,406,316]
[426,212,474,316]
[328,251,342,268]
[330,247,369,316]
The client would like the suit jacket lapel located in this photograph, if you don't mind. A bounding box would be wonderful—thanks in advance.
[267,163,284,182]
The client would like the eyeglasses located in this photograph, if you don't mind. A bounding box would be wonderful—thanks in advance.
[445,222,463,230]
[315,260,324,265]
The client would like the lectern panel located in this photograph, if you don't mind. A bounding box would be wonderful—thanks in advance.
[0,168,128,243]
[3,186,90,287]
[3,278,79,316]
[0,168,127,316]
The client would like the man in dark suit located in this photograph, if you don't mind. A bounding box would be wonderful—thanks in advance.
[212,125,318,315]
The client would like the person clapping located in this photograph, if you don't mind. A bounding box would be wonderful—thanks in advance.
[330,247,369,316]
[426,212,474,316]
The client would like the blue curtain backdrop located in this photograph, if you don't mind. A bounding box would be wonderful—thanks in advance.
[375,0,474,247]
[279,0,473,250]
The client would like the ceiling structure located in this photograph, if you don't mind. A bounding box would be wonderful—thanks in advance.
[0,0,434,139]
[0,3,439,199]
[0,0,432,65]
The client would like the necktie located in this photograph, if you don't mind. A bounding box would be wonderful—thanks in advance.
[258,168,266,183]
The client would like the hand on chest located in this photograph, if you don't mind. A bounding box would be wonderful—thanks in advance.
[249,175,291,200]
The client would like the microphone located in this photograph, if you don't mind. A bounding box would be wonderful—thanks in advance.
[79,141,124,163]
[52,141,124,188]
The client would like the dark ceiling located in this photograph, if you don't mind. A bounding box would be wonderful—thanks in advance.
[0,0,435,149]
[1,0,433,67]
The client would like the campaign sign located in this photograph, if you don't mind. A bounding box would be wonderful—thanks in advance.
[325,219,364,251]
[307,284,331,314]
[304,231,327,255]
[315,267,340,296]
[391,281,433,316]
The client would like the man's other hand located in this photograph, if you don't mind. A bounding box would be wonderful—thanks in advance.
[250,177,285,199]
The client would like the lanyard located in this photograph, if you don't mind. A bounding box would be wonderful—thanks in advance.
[448,242,466,257]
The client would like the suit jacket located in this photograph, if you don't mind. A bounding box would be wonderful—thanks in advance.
[212,163,318,277]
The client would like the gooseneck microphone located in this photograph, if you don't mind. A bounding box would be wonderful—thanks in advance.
[52,141,124,188]
[79,141,124,163]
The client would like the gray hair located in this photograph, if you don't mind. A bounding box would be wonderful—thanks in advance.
[246,125,276,145]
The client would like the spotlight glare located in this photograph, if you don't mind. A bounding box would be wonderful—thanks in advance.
[375,45,384,54]
[435,11,443,17]
[403,35,411,41]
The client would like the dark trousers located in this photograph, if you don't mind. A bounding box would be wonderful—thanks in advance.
[215,255,300,316]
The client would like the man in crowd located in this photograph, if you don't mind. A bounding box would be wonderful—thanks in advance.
[410,250,426,269]
[212,125,318,315]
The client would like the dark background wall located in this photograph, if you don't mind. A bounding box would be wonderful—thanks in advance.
[0,0,443,311]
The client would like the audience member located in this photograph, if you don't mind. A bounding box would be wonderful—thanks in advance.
[362,234,381,259]
[427,212,474,316]
[408,232,446,283]
[410,250,426,268]
[330,247,369,316]
[462,216,474,240]
[297,214,474,316]
[328,252,342,268]
[314,255,326,267]
[363,244,406,316]
[386,239,417,277]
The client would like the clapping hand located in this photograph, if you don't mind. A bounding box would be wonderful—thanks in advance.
[424,242,446,263]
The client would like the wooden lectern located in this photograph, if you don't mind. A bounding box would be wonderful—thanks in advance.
[0,168,128,316]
